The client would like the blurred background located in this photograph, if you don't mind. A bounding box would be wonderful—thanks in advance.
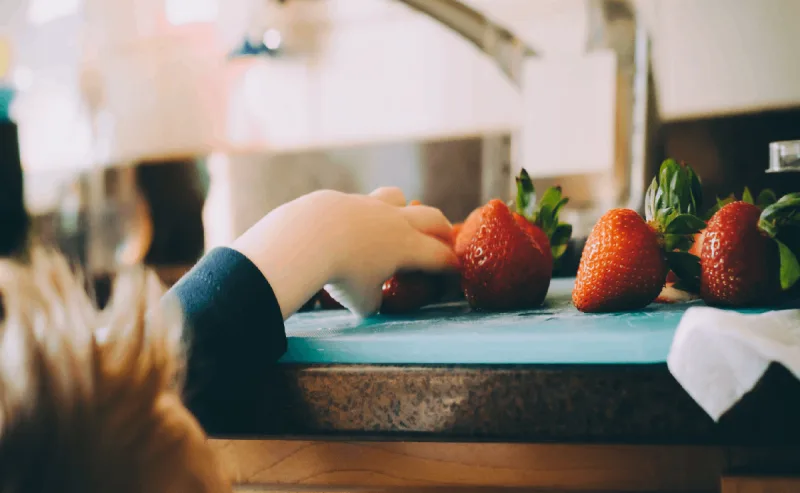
[1,0,800,289]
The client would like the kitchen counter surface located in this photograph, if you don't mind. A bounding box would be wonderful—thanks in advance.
[212,280,800,446]
[217,360,800,446]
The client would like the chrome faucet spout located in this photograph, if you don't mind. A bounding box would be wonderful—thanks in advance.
[397,0,535,85]
[248,0,536,85]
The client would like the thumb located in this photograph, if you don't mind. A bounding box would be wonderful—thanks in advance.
[401,233,460,272]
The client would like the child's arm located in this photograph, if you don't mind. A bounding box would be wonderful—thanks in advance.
[166,246,286,433]
[165,187,457,432]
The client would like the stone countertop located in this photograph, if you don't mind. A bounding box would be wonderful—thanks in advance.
[208,361,800,446]
[206,279,800,445]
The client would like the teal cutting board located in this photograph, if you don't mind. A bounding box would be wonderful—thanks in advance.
[280,278,768,365]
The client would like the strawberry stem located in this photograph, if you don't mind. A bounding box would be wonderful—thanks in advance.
[704,187,777,220]
[645,159,706,293]
[742,187,754,205]
[645,159,704,226]
[513,168,573,264]
[515,169,536,219]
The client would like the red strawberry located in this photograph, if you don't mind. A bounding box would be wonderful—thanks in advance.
[574,159,706,312]
[456,169,573,274]
[381,272,444,314]
[573,209,668,312]
[700,201,780,306]
[461,199,552,310]
[659,186,777,298]
[375,199,448,314]
[696,186,794,307]
[513,212,553,268]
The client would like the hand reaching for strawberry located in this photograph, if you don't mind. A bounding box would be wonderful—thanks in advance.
[234,159,798,320]
[232,187,458,319]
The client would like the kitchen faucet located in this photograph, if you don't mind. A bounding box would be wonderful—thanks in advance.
[393,0,535,85]
[251,0,537,85]
[235,0,537,204]
[234,0,655,229]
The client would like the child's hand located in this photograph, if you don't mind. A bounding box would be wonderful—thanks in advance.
[232,187,458,318]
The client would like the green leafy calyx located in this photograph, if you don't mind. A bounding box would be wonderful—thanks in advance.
[758,192,800,291]
[644,159,705,231]
[704,187,777,220]
[666,251,702,293]
[644,159,706,292]
[514,168,573,263]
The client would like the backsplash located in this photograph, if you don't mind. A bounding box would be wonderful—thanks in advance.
[173,108,800,260]
[202,136,484,250]
[661,108,800,205]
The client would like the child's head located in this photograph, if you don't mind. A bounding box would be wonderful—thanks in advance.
[0,250,230,493]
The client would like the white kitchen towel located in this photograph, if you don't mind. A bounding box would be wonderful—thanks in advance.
[667,306,800,421]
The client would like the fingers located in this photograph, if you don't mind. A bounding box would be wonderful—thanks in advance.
[369,187,406,207]
[401,232,460,272]
[401,205,453,242]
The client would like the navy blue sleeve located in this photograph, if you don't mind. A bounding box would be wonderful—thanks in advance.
[165,247,287,433]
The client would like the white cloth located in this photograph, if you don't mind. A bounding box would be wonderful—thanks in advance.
[667,307,800,421]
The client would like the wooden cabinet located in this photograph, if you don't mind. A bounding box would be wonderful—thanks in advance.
[213,440,800,493]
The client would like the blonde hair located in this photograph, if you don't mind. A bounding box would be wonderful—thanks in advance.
[0,250,229,493]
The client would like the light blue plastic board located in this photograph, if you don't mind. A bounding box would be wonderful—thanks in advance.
[280,278,770,365]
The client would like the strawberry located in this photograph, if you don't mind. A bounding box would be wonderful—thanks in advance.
[376,200,448,314]
[573,209,669,312]
[700,194,800,307]
[513,212,550,264]
[320,273,444,313]
[574,159,706,312]
[461,199,552,310]
[700,202,778,306]
[381,272,445,314]
[659,186,776,298]
[455,169,573,273]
